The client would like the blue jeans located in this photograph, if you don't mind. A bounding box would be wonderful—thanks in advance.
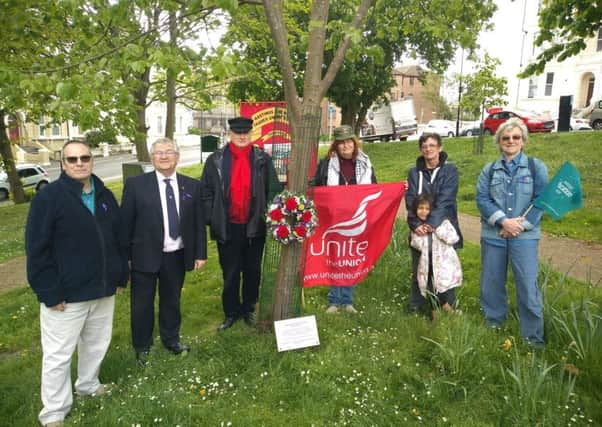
[328,285,355,306]
[480,238,544,344]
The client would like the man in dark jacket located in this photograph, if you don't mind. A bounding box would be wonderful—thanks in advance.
[405,133,463,314]
[200,116,282,331]
[26,140,128,427]
[121,137,207,366]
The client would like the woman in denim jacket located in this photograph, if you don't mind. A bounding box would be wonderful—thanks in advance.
[476,118,548,347]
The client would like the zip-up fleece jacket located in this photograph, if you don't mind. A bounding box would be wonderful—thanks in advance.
[405,151,463,249]
[26,172,129,307]
[200,144,282,243]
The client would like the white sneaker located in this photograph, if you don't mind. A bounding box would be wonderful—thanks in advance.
[78,383,113,397]
[44,422,64,427]
[344,305,358,314]
[325,305,338,314]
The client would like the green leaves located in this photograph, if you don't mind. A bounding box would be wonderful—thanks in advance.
[458,54,508,118]
[56,82,78,100]
[521,0,602,76]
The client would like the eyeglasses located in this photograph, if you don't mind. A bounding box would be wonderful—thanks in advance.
[64,155,92,164]
[501,135,522,141]
[152,150,178,156]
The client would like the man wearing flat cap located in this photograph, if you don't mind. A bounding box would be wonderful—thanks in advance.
[200,116,282,331]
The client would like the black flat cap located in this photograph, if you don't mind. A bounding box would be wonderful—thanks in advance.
[228,116,254,134]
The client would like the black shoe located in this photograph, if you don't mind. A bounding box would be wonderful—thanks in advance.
[218,316,238,331]
[136,350,149,367]
[165,342,190,355]
[243,311,256,326]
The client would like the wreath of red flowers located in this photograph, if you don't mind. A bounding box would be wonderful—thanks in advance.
[266,191,318,244]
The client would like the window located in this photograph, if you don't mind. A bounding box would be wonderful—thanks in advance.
[39,116,45,136]
[52,123,60,136]
[409,77,415,86]
[528,77,537,98]
[157,116,163,134]
[545,72,554,96]
[597,28,602,52]
[19,168,37,178]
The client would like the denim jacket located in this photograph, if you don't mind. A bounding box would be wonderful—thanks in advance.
[476,153,548,241]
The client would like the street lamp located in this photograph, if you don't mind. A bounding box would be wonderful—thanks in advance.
[455,49,464,137]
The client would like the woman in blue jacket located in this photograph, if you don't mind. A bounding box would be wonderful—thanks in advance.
[476,118,548,347]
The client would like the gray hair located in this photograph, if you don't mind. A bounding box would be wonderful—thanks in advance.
[61,140,91,157]
[494,117,529,146]
[150,137,180,153]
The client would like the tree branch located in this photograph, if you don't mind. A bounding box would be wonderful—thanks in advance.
[18,5,217,75]
[319,0,374,100]
[262,1,301,119]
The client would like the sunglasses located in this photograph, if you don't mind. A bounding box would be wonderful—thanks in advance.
[64,155,92,164]
[501,135,522,141]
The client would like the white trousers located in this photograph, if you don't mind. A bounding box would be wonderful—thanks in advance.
[38,295,115,425]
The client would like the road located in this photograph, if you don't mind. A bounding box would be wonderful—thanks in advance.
[44,144,205,182]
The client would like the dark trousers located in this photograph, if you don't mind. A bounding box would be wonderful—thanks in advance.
[130,250,185,352]
[217,223,265,318]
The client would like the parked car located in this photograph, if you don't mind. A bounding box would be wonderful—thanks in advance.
[552,116,593,131]
[575,99,602,130]
[460,121,482,136]
[0,163,50,201]
[483,108,555,135]
[424,119,456,137]
[569,117,593,131]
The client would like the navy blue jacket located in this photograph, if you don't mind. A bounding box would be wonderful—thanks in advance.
[405,151,463,249]
[26,172,129,307]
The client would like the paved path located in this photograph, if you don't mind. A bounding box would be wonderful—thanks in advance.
[398,205,602,286]
[458,213,602,285]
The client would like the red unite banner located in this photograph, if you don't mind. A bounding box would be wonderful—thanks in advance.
[240,101,291,183]
[239,101,318,185]
[239,101,290,150]
[303,183,406,287]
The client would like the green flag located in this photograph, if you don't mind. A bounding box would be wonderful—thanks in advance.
[533,161,583,221]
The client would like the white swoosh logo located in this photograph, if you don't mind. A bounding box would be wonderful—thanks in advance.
[322,191,382,238]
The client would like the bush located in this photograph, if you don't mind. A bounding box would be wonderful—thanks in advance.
[84,129,118,147]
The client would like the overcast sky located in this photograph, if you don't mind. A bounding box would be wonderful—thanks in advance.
[444,0,541,107]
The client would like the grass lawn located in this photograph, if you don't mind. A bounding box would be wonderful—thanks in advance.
[1,222,601,425]
[0,132,601,425]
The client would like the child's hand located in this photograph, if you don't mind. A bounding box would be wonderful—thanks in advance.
[415,224,431,236]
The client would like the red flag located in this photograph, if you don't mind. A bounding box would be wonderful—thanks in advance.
[303,183,405,287]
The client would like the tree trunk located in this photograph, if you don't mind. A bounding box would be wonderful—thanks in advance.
[133,67,151,162]
[165,10,177,140]
[263,0,373,322]
[473,103,485,155]
[340,107,357,130]
[271,104,322,321]
[0,109,26,203]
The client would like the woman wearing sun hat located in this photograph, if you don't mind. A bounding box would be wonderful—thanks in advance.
[312,124,377,314]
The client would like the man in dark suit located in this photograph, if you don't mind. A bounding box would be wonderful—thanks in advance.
[200,117,282,331]
[121,137,207,366]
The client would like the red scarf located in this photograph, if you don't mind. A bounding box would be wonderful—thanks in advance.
[229,143,252,224]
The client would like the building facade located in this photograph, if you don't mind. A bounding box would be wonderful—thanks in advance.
[519,27,602,114]
[391,65,439,123]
